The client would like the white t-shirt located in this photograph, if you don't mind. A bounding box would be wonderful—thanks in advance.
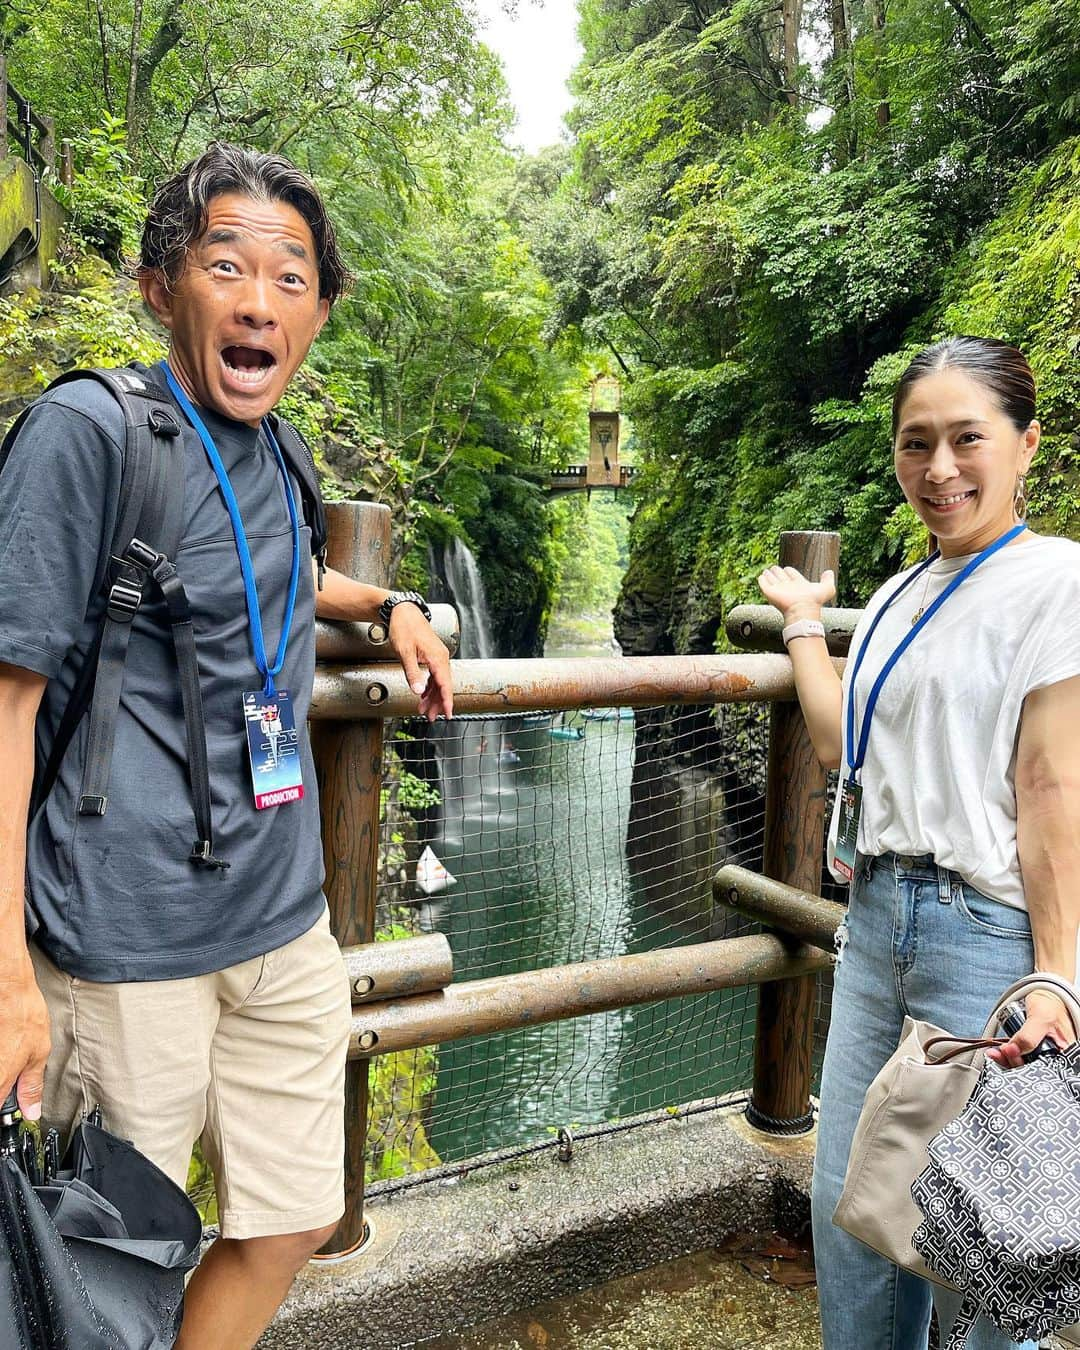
[826,532,1080,908]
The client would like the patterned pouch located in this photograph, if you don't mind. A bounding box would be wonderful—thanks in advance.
[912,1042,1080,1349]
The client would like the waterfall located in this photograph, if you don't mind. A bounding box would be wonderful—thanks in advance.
[417,536,502,898]
[435,536,495,660]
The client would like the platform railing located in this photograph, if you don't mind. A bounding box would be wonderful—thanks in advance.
[0,57,62,180]
[311,502,844,1255]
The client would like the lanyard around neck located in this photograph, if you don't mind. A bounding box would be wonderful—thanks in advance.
[161,362,301,696]
[845,522,1027,780]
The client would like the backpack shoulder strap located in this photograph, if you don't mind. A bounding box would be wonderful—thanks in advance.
[28,368,190,818]
[62,367,226,868]
[4,367,184,564]
[267,413,328,573]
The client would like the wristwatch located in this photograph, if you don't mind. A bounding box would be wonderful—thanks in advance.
[377,590,433,627]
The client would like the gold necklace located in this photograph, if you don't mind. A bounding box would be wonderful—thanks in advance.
[910,555,971,624]
[910,568,935,626]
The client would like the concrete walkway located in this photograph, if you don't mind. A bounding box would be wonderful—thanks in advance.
[424,1243,821,1349]
[261,1100,816,1349]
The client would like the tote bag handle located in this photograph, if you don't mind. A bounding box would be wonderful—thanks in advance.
[980,970,1080,1041]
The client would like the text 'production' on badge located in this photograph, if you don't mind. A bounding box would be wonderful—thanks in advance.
[243,689,304,810]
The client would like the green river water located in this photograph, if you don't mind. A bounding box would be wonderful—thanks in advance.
[415,644,756,1165]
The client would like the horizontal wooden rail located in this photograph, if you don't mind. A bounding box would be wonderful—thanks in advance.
[315,602,459,664]
[725,604,860,655]
[348,933,833,1058]
[343,933,452,1004]
[310,654,849,720]
[713,865,846,951]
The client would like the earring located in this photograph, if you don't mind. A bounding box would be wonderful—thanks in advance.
[1014,474,1028,521]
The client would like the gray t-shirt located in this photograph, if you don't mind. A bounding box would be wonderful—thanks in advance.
[0,364,326,980]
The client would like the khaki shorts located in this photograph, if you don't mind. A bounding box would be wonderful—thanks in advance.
[32,906,352,1240]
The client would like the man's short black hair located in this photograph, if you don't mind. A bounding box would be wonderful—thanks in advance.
[138,142,353,305]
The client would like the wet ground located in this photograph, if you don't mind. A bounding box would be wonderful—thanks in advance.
[420,1237,821,1350]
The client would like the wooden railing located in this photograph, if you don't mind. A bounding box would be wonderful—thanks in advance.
[0,56,73,185]
[309,503,843,1256]
[548,463,637,493]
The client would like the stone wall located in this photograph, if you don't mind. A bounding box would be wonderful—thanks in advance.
[0,155,66,290]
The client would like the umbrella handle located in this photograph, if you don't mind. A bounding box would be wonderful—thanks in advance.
[1,1087,17,1117]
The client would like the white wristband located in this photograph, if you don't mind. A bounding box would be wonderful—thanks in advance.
[782,619,826,647]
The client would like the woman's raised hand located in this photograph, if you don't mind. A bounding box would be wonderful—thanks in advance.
[757,566,837,619]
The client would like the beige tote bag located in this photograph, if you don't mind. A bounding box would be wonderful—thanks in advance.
[832,971,1080,1347]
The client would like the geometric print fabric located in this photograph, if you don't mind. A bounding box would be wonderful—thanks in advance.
[912,1043,1080,1347]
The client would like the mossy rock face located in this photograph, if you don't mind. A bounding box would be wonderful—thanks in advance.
[614,547,676,655]
[0,251,163,425]
[0,158,35,263]
[367,1047,441,1181]
[0,158,68,289]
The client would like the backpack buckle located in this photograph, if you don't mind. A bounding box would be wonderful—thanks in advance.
[107,579,143,623]
[124,538,161,571]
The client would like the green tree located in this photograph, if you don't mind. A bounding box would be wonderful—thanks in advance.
[534,0,1080,648]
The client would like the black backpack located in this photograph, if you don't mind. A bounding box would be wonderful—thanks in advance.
[0,365,328,871]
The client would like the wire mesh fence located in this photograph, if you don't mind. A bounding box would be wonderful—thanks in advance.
[367,700,841,1190]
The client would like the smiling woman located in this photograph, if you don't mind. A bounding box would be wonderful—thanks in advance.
[756,335,1080,1350]
[891,338,1040,559]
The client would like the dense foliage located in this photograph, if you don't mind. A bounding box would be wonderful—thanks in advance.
[530,0,1080,650]
[8,0,1077,653]
[1,0,607,652]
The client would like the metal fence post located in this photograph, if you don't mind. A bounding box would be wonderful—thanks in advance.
[746,529,840,1134]
[312,501,392,1255]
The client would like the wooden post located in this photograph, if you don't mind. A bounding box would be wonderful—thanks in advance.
[312,501,392,1255]
[38,114,55,172]
[746,530,839,1134]
[0,58,8,155]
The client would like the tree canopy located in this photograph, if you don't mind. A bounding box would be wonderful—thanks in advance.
[2,0,606,653]
[529,0,1080,650]
[4,0,1078,654]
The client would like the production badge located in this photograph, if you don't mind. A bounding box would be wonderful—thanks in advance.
[243,689,304,810]
[831,778,862,882]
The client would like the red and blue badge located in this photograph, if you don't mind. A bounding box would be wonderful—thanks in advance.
[243,690,304,810]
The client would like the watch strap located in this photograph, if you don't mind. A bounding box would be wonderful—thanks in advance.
[378,590,432,626]
[782,618,826,646]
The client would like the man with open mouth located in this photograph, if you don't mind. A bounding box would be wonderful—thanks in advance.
[0,142,453,1348]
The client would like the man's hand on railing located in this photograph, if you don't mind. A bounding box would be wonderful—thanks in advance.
[389,605,454,722]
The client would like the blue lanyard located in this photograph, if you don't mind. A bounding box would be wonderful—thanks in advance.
[161,362,301,696]
[845,522,1027,780]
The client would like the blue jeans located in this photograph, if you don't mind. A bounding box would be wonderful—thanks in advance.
[812,852,1039,1350]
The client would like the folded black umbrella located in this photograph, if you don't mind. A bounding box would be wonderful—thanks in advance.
[0,1093,202,1349]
